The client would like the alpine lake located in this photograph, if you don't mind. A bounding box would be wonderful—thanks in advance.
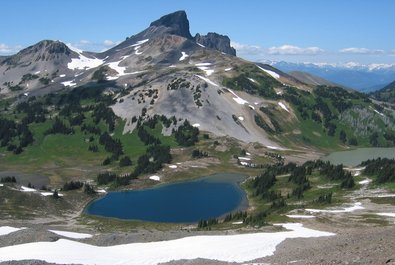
[323,147,395,167]
[85,173,248,223]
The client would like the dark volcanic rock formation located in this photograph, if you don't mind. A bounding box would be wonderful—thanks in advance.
[194,32,236,56]
[149,10,193,39]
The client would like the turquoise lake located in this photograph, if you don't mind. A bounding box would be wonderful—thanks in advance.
[323,147,395,167]
[85,173,248,223]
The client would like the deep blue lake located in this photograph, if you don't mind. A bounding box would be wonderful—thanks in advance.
[85,173,248,223]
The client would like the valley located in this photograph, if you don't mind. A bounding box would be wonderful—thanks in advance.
[0,9,394,265]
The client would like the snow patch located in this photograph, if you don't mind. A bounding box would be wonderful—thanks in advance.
[192,123,200,127]
[195,63,212,66]
[0,184,4,187]
[240,161,249,166]
[266,145,282,150]
[0,223,334,265]
[238,116,244,121]
[358,179,371,185]
[34,71,41,74]
[95,189,107,193]
[41,192,64,197]
[238,157,251,161]
[59,74,66,78]
[305,202,364,214]
[227,89,249,105]
[21,186,36,192]
[278,102,290,112]
[61,80,77,87]
[232,221,243,225]
[224,68,232,72]
[126,39,149,48]
[169,165,178,169]
[149,176,161,181]
[49,230,92,239]
[256,65,280,79]
[67,51,104,71]
[0,226,26,236]
[179,52,189,61]
[248,78,258,84]
[376,213,395,217]
[195,75,219,87]
[197,43,205,48]
[106,60,128,79]
[373,109,384,116]
[286,215,315,219]
[134,46,142,55]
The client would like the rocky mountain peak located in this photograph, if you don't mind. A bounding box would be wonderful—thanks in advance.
[194,32,236,56]
[149,10,193,39]
[24,40,72,56]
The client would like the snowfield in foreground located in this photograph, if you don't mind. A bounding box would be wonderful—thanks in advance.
[49,230,93,239]
[0,223,334,265]
[0,226,26,236]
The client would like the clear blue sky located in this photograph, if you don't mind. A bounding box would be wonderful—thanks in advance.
[2,0,394,64]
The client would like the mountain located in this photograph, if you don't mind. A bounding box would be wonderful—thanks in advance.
[371,80,395,103]
[270,61,395,92]
[0,10,394,152]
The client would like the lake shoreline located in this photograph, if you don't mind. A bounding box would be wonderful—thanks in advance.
[84,172,249,223]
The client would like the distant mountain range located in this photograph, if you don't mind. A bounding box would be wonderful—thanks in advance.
[269,61,395,92]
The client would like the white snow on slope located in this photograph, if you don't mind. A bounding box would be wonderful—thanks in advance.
[192,123,200,127]
[126,39,149,48]
[197,43,205,48]
[305,202,364,214]
[256,65,280,79]
[149,176,161,181]
[169,165,178,169]
[238,157,251,161]
[21,186,36,192]
[59,74,66,78]
[227,89,249,105]
[49,230,92,239]
[358,179,372,185]
[248,78,258,84]
[376,213,395,217]
[278,102,290,112]
[41,192,64,197]
[106,61,128,80]
[266,145,282,150]
[179,52,189,61]
[0,226,26,236]
[224,68,232,72]
[286,215,315,219]
[0,184,3,187]
[373,109,384,116]
[134,46,142,55]
[195,75,219,87]
[195,63,214,76]
[67,50,104,71]
[198,67,214,76]
[61,80,77,87]
[0,223,334,265]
